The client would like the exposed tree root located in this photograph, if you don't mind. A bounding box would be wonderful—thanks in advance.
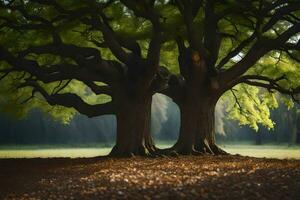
[109,145,150,158]
[157,146,205,156]
[209,143,228,155]
[195,140,228,155]
[109,144,169,158]
[108,142,228,158]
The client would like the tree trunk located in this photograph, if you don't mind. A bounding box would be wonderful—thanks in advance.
[194,99,219,154]
[171,92,226,155]
[109,93,157,157]
[290,111,298,145]
[195,97,227,155]
[255,133,262,145]
[162,48,226,155]
[171,90,199,155]
[297,115,300,144]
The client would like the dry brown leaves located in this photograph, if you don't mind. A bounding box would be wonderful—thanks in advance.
[0,155,300,200]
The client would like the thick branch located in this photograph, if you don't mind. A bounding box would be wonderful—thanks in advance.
[17,42,121,83]
[0,47,120,88]
[204,0,220,66]
[85,14,130,63]
[173,0,203,50]
[19,80,115,117]
[232,74,300,103]
[219,23,300,89]
[242,80,300,102]
[159,74,185,105]
[262,2,300,32]
[85,81,112,95]
[216,32,258,69]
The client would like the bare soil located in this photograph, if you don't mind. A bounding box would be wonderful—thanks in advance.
[0,155,299,200]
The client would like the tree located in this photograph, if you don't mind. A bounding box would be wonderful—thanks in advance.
[0,0,168,157]
[161,0,300,155]
[1,0,300,158]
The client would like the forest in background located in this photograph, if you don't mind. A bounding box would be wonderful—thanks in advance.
[1,94,299,145]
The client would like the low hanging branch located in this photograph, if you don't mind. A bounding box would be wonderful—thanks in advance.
[0,0,167,123]
[0,46,118,119]
[235,75,300,103]
[0,47,117,86]
[18,80,115,117]
[85,81,112,96]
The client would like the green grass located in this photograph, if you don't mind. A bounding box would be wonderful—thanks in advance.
[0,142,299,159]
[221,144,300,160]
[0,148,111,158]
[0,142,173,158]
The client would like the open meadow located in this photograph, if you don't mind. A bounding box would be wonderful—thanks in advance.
[0,143,299,159]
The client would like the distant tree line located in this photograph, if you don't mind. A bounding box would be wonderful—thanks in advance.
[0,101,299,145]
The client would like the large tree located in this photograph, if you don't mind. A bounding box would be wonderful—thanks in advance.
[161,0,300,155]
[1,0,300,158]
[0,0,169,157]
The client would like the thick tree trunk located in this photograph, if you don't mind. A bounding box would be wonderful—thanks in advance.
[171,93,227,155]
[162,48,226,155]
[194,99,218,154]
[194,97,227,155]
[109,93,157,157]
[171,90,200,155]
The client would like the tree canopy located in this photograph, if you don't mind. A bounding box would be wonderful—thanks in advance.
[0,0,299,156]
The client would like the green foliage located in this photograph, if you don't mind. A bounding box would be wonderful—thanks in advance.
[0,0,299,130]
[224,50,300,131]
[0,0,117,123]
[224,85,277,131]
[0,72,112,123]
[160,41,179,73]
[0,73,76,124]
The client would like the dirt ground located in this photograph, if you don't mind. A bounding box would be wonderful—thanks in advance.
[0,155,299,200]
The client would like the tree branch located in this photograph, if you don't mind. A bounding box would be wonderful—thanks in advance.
[84,14,130,63]
[233,74,300,103]
[262,2,300,32]
[204,0,220,67]
[0,47,119,90]
[219,23,300,89]
[172,0,203,50]
[85,81,112,95]
[216,32,258,69]
[18,80,115,117]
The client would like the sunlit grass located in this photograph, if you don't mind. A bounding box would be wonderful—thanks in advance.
[221,144,300,160]
[0,148,111,158]
[0,142,299,159]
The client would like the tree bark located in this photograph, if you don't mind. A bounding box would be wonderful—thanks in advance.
[171,88,200,155]
[170,92,227,155]
[171,49,226,155]
[194,99,221,154]
[109,92,157,157]
[297,115,300,144]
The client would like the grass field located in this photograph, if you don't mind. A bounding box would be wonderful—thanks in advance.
[221,144,300,159]
[0,143,299,159]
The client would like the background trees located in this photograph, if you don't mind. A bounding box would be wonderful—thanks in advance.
[0,98,298,146]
